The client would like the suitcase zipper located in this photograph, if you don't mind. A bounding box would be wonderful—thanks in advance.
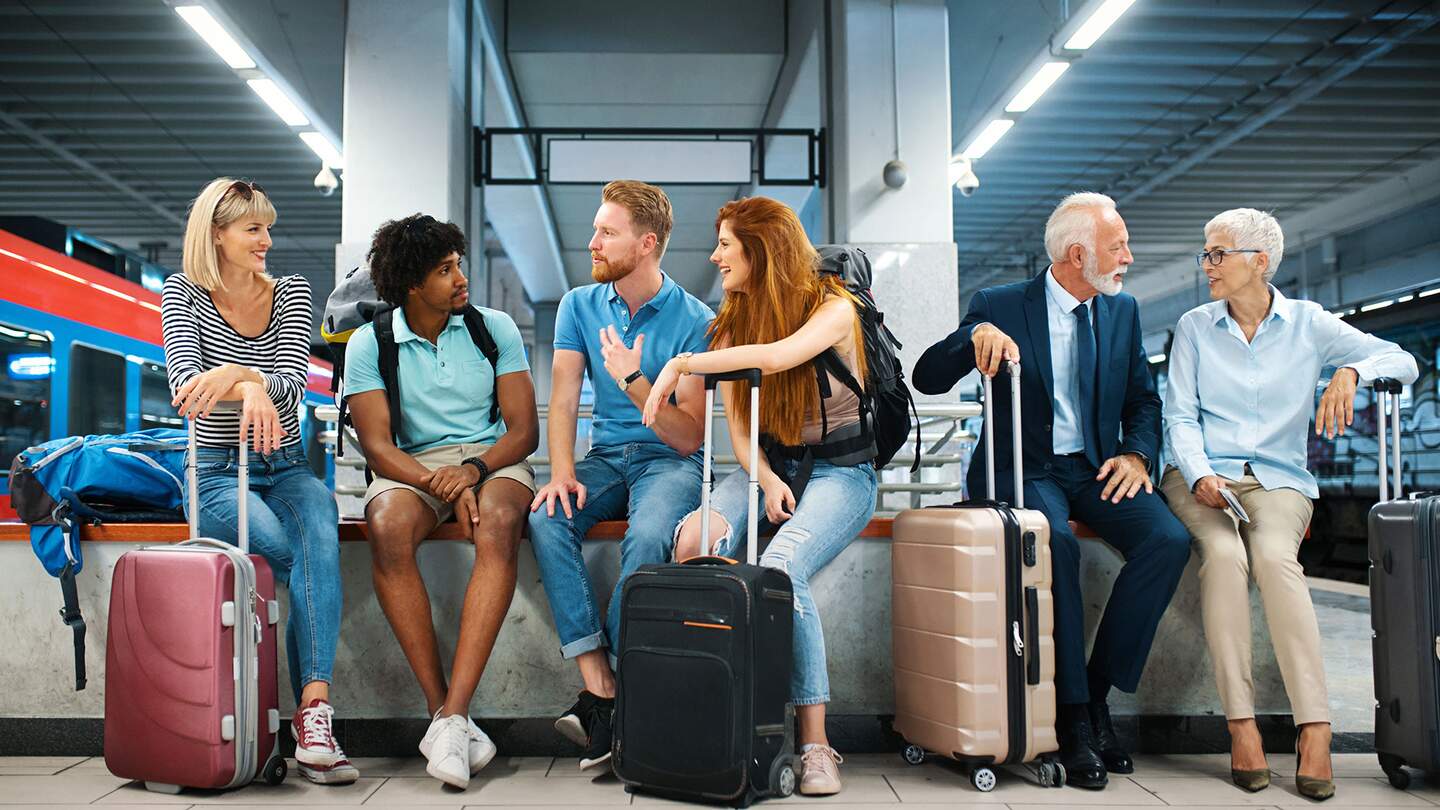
[999,505,1027,764]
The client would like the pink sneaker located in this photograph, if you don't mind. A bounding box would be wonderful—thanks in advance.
[291,699,343,768]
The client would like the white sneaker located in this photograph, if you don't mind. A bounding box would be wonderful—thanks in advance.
[423,714,471,789]
[419,709,496,775]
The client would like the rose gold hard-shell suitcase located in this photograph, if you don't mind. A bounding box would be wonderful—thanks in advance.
[103,414,285,793]
[892,361,1061,791]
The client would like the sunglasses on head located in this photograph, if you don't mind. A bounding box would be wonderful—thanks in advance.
[227,180,266,200]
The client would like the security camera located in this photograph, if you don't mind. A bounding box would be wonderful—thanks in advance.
[949,158,980,197]
[313,165,340,197]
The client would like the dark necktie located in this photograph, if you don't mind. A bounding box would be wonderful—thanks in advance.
[1074,302,1102,467]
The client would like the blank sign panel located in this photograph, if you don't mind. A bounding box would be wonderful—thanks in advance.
[547,139,752,184]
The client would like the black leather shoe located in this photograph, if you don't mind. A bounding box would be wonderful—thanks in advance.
[1088,700,1134,774]
[1058,714,1109,789]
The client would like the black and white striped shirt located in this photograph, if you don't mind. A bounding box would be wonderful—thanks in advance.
[161,273,311,448]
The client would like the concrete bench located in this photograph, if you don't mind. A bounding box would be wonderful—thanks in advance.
[0,514,1287,756]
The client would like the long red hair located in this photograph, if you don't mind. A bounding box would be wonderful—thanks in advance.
[709,197,866,445]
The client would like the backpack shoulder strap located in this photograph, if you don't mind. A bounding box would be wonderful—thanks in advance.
[462,307,503,425]
[372,306,404,446]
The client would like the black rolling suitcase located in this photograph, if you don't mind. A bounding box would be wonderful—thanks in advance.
[1369,377,1440,789]
[613,369,798,806]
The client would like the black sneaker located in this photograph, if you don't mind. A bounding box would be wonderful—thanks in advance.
[554,690,614,771]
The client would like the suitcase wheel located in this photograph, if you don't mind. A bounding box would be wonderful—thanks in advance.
[1037,758,1065,788]
[769,756,796,797]
[262,755,287,786]
[902,744,926,766]
[971,767,997,792]
[1380,753,1410,790]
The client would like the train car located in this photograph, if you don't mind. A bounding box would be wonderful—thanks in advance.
[0,227,334,519]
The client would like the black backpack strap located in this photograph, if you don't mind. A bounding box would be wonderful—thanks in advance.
[373,306,404,448]
[461,307,503,425]
[59,556,85,691]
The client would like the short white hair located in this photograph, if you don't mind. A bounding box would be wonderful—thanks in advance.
[1044,192,1117,264]
[1204,208,1284,281]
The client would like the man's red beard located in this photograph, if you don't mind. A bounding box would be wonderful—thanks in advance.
[591,253,637,283]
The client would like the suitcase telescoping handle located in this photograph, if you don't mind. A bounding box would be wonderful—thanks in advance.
[701,369,763,565]
[186,401,250,553]
[980,360,1025,508]
[1373,377,1403,502]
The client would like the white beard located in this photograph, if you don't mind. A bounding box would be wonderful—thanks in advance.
[1084,252,1124,296]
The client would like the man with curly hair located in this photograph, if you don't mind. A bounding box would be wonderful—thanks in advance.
[344,214,540,789]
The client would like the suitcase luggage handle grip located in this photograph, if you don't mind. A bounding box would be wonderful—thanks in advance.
[1371,378,1403,501]
[980,361,1024,508]
[679,554,738,566]
[703,369,763,390]
[186,402,250,552]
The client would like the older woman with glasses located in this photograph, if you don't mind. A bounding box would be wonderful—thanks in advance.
[1161,208,1417,800]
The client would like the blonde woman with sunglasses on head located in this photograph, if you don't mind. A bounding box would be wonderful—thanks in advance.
[161,178,356,784]
[1161,208,1417,800]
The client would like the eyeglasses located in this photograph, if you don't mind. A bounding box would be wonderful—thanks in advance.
[1195,248,1263,268]
[226,180,266,200]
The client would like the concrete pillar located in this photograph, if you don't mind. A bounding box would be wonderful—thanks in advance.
[826,0,958,403]
[337,0,475,280]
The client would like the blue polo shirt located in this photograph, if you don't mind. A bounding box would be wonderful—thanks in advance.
[344,306,529,453]
[554,273,713,450]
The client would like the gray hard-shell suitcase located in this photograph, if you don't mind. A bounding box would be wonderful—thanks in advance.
[1368,377,1440,790]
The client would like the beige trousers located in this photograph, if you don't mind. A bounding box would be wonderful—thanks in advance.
[1160,467,1329,725]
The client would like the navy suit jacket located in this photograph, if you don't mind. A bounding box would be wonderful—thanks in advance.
[913,272,1161,499]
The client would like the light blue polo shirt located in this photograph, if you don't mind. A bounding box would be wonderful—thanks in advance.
[554,273,713,450]
[344,306,529,453]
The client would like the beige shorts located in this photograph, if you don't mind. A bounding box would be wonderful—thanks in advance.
[363,442,536,524]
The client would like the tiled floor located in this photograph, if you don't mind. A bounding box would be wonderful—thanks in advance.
[1,754,1434,808]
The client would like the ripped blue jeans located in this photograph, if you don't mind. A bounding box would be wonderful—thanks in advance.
[703,458,877,705]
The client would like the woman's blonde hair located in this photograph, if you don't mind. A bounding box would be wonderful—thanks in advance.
[709,197,866,446]
[182,177,277,290]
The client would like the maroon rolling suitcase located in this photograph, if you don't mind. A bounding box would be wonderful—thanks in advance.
[103,413,286,793]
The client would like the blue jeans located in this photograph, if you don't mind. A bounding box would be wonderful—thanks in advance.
[710,459,878,705]
[529,443,702,659]
[190,445,342,701]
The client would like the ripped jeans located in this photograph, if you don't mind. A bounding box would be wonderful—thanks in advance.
[700,458,877,705]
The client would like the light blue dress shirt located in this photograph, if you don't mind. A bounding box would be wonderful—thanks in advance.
[1163,286,1418,498]
[553,272,713,450]
[1044,268,1097,456]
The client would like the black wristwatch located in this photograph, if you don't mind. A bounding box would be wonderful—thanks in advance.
[461,456,490,483]
[619,369,644,392]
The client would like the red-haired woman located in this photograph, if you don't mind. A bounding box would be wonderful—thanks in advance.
[643,196,877,797]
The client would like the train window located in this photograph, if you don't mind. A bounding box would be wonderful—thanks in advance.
[0,323,53,474]
[139,361,180,429]
[69,345,125,436]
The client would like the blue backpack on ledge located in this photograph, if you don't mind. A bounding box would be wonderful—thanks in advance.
[8,429,188,690]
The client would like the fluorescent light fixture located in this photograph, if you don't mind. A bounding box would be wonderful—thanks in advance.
[174,5,255,69]
[1360,299,1394,312]
[300,132,344,170]
[962,119,1015,160]
[1148,353,1167,364]
[1064,0,1138,50]
[1005,62,1071,113]
[1420,287,1440,298]
[247,79,309,126]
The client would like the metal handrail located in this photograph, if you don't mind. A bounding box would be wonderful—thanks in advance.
[318,401,982,514]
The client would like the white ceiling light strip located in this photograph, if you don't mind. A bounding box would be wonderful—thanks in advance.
[173,5,255,69]
[950,0,1139,182]
[170,2,343,173]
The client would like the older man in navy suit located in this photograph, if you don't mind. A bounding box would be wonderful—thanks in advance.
[914,193,1191,790]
